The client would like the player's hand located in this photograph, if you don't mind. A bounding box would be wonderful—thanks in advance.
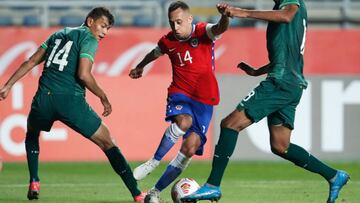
[225,6,247,18]
[0,86,11,101]
[129,67,144,79]
[100,96,112,117]
[216,3,230,16]
[237,62,257,76]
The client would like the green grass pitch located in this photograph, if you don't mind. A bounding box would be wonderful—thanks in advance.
[0,161,359,203]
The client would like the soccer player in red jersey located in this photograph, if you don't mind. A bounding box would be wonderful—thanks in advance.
[129,1,229,202]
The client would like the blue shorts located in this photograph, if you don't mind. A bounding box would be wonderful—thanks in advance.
[165,93,213,156]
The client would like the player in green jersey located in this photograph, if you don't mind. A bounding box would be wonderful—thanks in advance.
[0,7,145,202]
[182,1,349,203]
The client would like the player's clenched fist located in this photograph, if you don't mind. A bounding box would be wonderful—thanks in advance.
[129,67,144,79]
[0,86,10,101]
[216,3,230,16]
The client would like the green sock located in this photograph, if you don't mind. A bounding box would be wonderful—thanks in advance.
[25,131,40,182]
[105,146,141,197]
[282,143,337,181]
[207,128,239,186]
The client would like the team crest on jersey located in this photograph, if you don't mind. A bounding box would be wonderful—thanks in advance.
[175,105,183,110]
[190,38,199,48]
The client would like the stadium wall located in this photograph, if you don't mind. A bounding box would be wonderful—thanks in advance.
[0,28,359,162]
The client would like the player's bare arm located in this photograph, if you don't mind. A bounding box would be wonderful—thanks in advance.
[78,57,112,117]
[238,62,270,76]
[210,3,230,36]
[129,48,162,79]
[226,4,298,23]
[0,47,45,101]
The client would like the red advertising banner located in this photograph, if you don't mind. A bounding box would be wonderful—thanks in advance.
[0,28,359,162]
[0,28,359,77]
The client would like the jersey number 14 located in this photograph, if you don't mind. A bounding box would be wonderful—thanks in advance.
[177,50,193,66]
[46,39,73,71]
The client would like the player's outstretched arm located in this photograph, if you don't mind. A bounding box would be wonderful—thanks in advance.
[226,4,298,23]
[211,3,230,36]
[129,47,162,79]
[78,58,112,117]
[0,47,45,101]
[237,62,270,76]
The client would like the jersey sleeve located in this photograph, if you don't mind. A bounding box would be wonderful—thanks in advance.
[205,23,221,41]
[40,34,54,50]
[79,36,98,63]
[157,36,168,55]
[279,0,300,9]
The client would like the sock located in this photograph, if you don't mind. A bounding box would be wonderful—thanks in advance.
[25,131,40,182]
[281,143,337,181]
[154,123,185,161]
[207,128,239,187]
[104,146,141,197]
[155,152,191,191]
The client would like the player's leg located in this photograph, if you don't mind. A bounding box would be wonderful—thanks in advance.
[183,79,283,202]
[268,88,350,203]
[134,114,190,181]
[154,114,191,161]
[25,126,41,200]
[157,132,200,190]
[146,98,213,203]
[134,94,192,181]
[59,95,144,202]
[269,122,349,202]
[182,110,252,202]
[26,93,56,200]
[145,132,199,203]
[89,123,145,201]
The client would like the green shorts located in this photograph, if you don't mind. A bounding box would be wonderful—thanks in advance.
[236,78,303,129]
[27,92,102,138]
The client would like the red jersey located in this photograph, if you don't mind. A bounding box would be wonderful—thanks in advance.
[157,22,219,105]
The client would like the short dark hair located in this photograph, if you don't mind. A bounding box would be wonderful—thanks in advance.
[85,7,114,27]
[168,1,190,15]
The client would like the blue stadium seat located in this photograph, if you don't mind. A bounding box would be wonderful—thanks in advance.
[133,15,154,27]
[59,16,84,27]
[10,6,36,10]
[0,16,13,26]
[113,16,125,27]
[49,6,71,11]
[23,15,41,26]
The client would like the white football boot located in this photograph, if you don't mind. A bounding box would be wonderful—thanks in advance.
[133,158,160,180]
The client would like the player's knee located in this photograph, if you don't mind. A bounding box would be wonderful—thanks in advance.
[175,115,192,132]
[91,124,115,151]
[220,117,241,131]
[270,143,288,155]
[181,147,196,157]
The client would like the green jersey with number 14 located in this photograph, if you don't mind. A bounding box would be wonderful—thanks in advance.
[266,0,308,88]
[38,26,98,95]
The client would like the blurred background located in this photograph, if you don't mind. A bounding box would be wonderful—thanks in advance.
[0,0,359,163]
[0,0,360,28]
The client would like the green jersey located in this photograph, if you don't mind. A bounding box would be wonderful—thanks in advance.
[266,0,308,88]
[38,26,98,95]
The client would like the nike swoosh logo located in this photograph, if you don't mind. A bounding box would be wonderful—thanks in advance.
[169,48,176,52]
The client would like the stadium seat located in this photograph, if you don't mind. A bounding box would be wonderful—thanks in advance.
[0,16,13,26]
[9,6,36,11]
[23,15,41,27]
[133,15,154,27]
[59,16,84,27]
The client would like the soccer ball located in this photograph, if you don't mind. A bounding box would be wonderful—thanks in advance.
[171,178,200,203]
